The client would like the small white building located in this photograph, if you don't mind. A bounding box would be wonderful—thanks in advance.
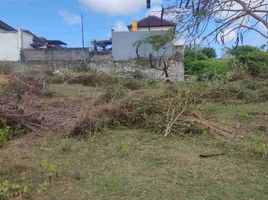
[0,20,33,61]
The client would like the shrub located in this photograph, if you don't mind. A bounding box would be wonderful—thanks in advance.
[242,51,268,76]
[186,59,229,80]
[200,47,217,58]
[228,45,268,76]
[0,125,24,147]
[0,126,12,147]
[250,135,268,158]
[228,45,260,58]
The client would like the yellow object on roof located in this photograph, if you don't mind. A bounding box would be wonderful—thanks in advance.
[132,21,138,31]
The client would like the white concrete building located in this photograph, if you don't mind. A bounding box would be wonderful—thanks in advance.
[0,20,33,61]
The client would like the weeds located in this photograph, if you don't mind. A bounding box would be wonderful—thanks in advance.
[0,181,30,200]
[250,135,268,159]
[0,126,12,147]
[40,159,58,178]
[0,125,24,147]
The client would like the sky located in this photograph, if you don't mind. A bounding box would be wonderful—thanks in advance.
[0,0,267,56]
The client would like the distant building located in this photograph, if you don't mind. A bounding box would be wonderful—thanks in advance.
[127,15,176,32]
[22,30,67,49]
[112,15,180,61]
[0,20,68,61]
[46,40,67,48]
[0,20,33,61]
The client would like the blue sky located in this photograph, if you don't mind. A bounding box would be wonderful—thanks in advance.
[0,0,267,56]
[0,0,153,47]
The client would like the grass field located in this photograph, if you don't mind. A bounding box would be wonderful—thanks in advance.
[1,129,268,200]
[0,71,268,199]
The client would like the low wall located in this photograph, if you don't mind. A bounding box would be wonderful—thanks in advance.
[19,52,184,81]
[21,48,89,62]
[16,48,185,81]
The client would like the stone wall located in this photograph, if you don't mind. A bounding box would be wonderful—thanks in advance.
[19,49,184,81]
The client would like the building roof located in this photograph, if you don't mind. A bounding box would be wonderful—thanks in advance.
[128,15,176,30]
[0,20,17,31]
[47,40,67,46]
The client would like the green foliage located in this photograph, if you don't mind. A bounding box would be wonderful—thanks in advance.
[0,125,24,147]
[200,47,217,58]
[184,47,208,62]
[0,126,12,147]
[186,59,229,80]
[250,135,268,158]
[228,45,268,76]
[144,34,172,52]
[228,45,261,58]
[184,47,221,79]
[0,181,30,199]
[134,34,172,52]
[241,51,268,76]
[40,159,58,178]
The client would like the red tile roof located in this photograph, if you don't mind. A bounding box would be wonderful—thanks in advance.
[128,15,176,30]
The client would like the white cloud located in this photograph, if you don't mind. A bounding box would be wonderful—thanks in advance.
[59,10,81,25]
[146,5,176,20]
[79,0,162,15]
[219,29,237,43]
[113,21,128,31]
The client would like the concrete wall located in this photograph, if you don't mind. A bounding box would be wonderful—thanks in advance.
[0,32,20,61]
[0,30,33,61]
[21,48,89,62]
[19,52,184,81]
[112,31,174,61]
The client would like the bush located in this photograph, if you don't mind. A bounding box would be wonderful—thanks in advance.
[228,45,260,59]
[186,59,229,80]
[0,126,12,147]
[200,47,217,58]
[228,45,268,76]
[242,51,268,76]
[184,47,208,62]
[0,125,24,147]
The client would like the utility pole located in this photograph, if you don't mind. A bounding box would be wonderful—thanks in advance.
[81,14,85,48]
[147,0,151,9]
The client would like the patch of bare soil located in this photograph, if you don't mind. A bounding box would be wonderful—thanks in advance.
[0,74,9,85]
[0,94,88,165]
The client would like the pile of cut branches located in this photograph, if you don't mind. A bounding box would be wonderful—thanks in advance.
[0,73,42,131]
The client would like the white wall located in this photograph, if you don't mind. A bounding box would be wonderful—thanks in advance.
[0,30,33,61]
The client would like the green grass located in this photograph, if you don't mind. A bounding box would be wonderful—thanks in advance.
[1,129,268,200]
[202,102,268,135]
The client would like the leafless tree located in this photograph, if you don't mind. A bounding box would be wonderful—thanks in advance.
[162,0,268,45]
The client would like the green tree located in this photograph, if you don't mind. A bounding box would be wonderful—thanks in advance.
[228,45,261,59]
[201,47,217,58]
